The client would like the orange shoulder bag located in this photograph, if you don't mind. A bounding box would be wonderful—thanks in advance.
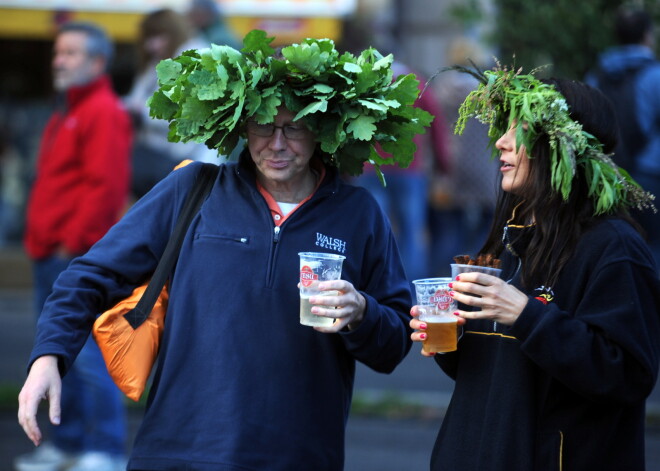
[92,163,218,401]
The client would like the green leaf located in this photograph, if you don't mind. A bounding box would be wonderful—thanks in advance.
[379,124,418,167]
[357,99,388,112]
[155,59,183,85]
[347,115,377,141]
[294,100,328,120]
[189,69,225,100]
[387,75,421,106]
[312,83,334,94]
[181,96,213,123]
[253,92,281,122]
[148,90,178,120]
[317,116,345,154]
[209,44,243,64]
[343,62,362,74]
[282,42,324,76]
[242,29,275,57]
[373,54,394,71]
[354,65,380,94]
[338,141,372,175]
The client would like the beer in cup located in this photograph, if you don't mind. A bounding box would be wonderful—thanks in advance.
[412,277,459,353]
[298,252,345,327]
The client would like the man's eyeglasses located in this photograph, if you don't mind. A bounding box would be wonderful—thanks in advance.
[246,121,310,140]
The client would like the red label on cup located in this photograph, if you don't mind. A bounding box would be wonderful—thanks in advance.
[430,289,452,310]
[300,265,318,287]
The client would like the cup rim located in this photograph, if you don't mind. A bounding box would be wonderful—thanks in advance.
[450,263,502,273]
[298,252,346,261]
[412,277,453,285]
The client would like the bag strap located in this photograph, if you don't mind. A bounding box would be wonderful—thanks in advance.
[124,163,219,329]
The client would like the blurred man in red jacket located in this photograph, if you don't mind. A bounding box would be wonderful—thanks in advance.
[19,21,131,471]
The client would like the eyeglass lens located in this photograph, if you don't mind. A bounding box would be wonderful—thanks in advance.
[247,122,308,139]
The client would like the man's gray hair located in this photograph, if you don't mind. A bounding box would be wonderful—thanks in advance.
[58,22,114,69]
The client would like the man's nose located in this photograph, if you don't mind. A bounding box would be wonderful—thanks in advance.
[268,127,287,149]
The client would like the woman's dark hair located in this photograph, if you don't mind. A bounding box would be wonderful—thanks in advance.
[479,78,634,289]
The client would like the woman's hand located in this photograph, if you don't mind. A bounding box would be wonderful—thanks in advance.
[409,305,466,357]
[311,280,366,333]
[449,273,528,325]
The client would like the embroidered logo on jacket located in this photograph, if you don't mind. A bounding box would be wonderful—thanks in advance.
[315,232,346,253]
[534,285,555,305]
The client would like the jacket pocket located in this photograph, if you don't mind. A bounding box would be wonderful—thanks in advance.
[194,233,249,245]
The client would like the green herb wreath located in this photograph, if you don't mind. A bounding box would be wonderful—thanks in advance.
[450,64,655,215]
[148,29,433,181]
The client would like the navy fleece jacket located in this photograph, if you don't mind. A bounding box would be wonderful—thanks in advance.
[30,159,413,470]
[432,218,660,471]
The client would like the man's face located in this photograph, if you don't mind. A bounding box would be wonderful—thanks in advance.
[247,108,317,189]
[52,31,103,92]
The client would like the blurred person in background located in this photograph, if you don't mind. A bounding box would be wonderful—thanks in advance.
[586,6,660,272]
[356,60,452,282]
[0,122,29,247]
[124,8,220,199]
[430,38,499,275]
[0,123,8,242]
[338,20,452,282]
[187,0,240,49]
[17,21,130,471]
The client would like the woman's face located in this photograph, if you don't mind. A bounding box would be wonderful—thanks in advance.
[247,108,317,188]
[495,123,531,195]
[143,34,169,61]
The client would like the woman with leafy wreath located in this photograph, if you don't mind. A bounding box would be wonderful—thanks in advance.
[17,30,432,470]
[410,67,660,470]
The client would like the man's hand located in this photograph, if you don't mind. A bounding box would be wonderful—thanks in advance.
[310,280,366,333]
[17,355,62,446]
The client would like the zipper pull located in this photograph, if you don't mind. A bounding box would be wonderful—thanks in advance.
[273,226,281,243]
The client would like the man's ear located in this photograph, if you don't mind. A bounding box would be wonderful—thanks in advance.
[91,55,108,78]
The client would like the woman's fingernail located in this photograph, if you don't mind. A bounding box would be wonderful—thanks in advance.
[453,311,460,316]
[420,323,427,329]
[449,291,455,297]
[448,282,453,288]
[456,275,461,281]
[420,333,427,340]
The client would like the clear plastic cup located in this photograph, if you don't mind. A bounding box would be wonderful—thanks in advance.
[298,252,345,327]
[412,277,459,353]
[450,264,502,280]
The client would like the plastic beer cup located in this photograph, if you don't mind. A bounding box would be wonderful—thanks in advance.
[412,277,459,353]
[298,252,345,327]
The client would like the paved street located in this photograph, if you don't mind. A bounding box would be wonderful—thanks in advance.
[1,286,659,470]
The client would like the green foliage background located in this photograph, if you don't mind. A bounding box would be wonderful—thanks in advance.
[451,0,659,79]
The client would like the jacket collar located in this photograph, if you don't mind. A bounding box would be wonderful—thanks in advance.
[502,202,535,258]
[64,74,111,108]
